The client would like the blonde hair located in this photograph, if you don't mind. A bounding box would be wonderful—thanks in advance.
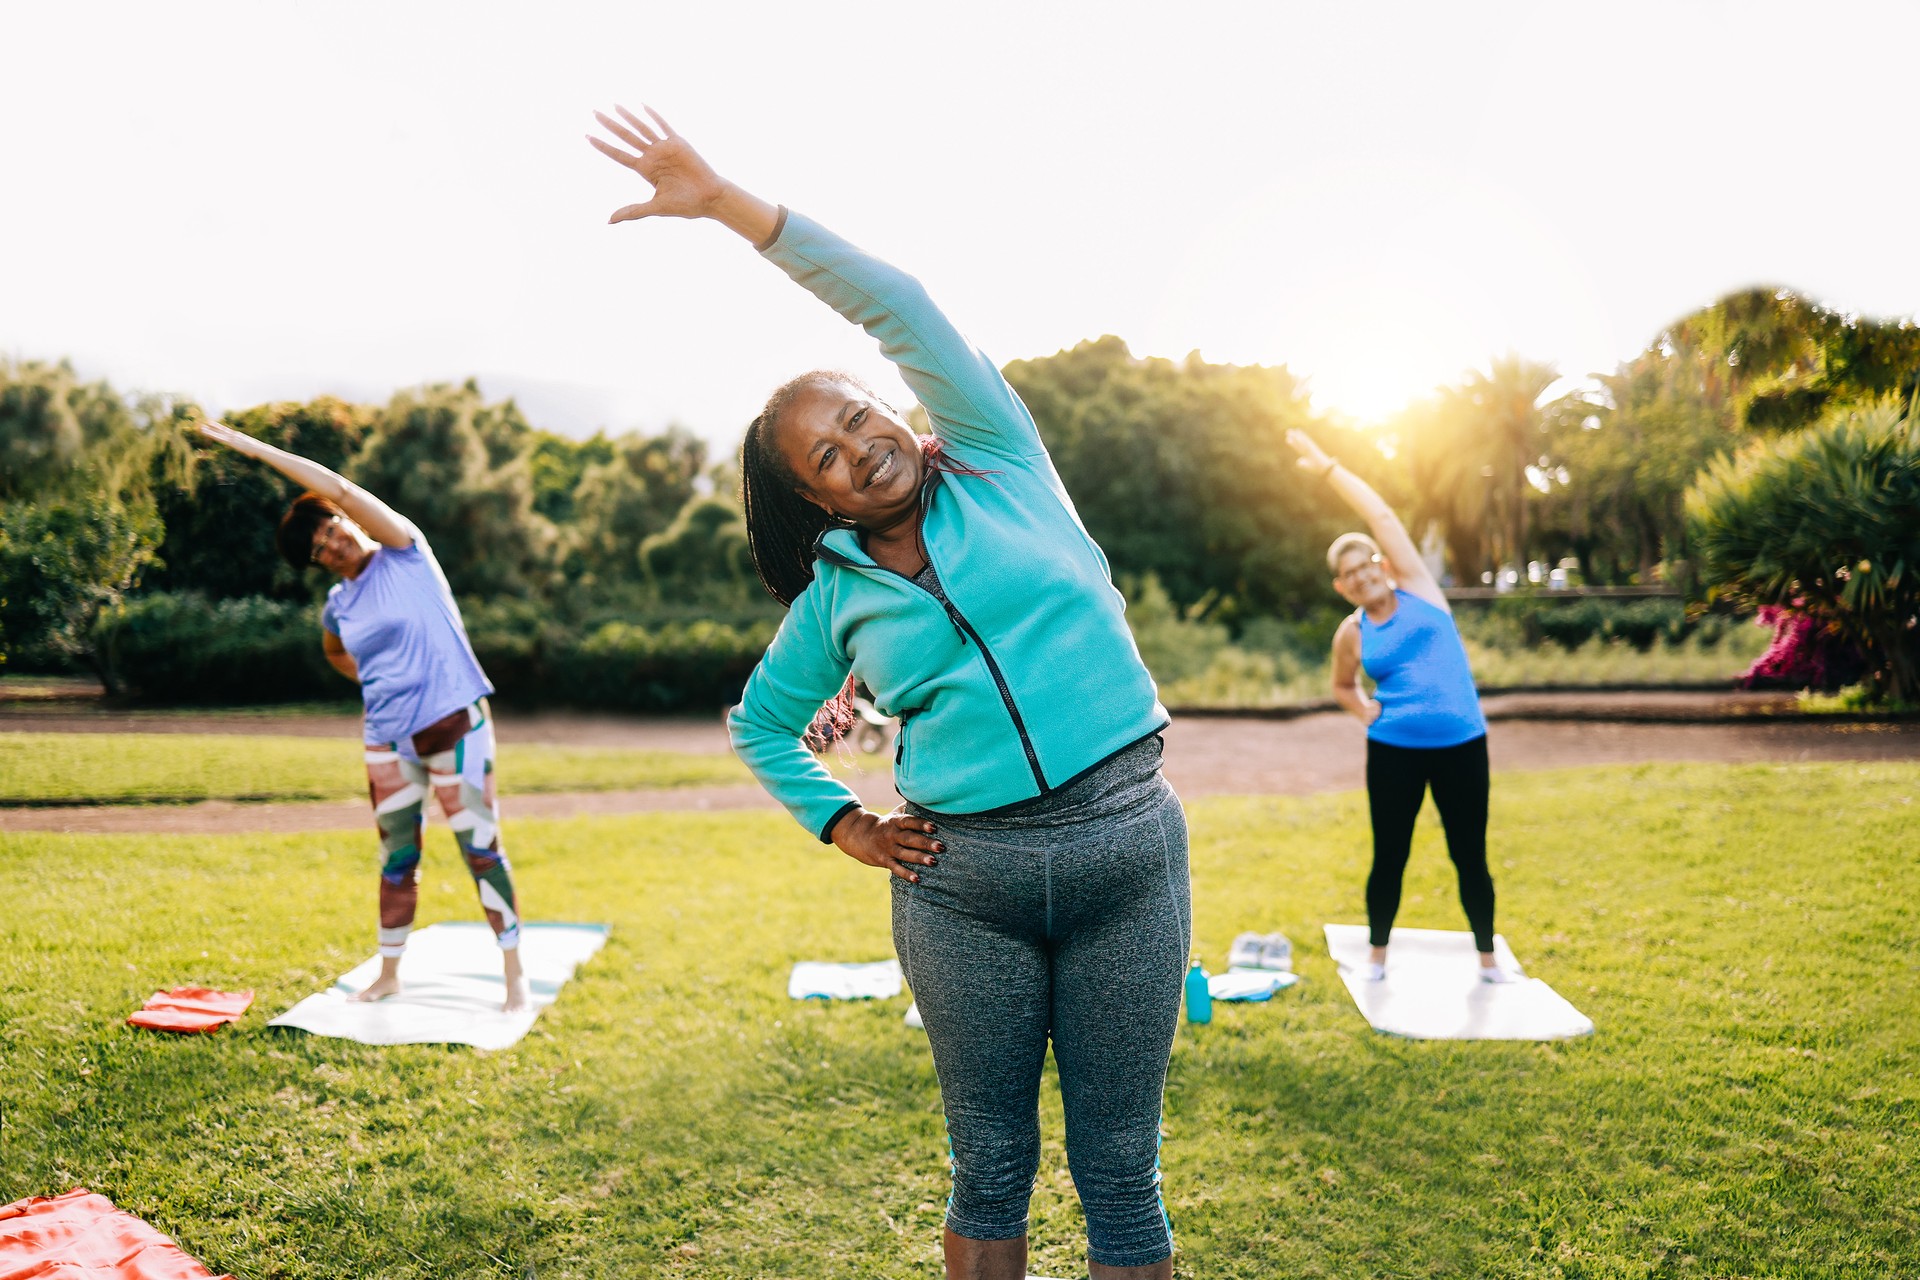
[1326,532,1381,574]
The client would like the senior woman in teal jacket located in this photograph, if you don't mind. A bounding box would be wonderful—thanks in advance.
[591,106,1189,1280]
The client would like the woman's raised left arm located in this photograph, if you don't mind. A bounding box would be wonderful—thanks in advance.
[196,422,413,549]
[1287,429,1447,611]
[588,104,1044,465]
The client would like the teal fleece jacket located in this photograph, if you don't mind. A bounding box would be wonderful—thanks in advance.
[726,210,1168,840]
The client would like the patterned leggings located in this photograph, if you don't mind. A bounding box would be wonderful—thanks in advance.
[364,700,519,957]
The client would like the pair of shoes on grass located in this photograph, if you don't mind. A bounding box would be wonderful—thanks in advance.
[1227,930,1293,972]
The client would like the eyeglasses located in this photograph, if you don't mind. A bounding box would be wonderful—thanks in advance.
[309,515,342,565]
[1335,554,1382,583]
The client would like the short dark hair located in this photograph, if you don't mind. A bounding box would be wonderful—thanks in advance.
[276,492,346,571]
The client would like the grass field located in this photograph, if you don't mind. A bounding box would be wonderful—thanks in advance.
[0,733,750,805]
[3,763,1915,1278]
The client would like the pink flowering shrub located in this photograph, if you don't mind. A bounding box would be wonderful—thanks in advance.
[1740,605,1868,692]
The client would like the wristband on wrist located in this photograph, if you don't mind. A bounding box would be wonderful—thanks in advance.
[1319,459,1339,479]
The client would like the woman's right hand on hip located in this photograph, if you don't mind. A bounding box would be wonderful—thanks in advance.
[830,809,943,883]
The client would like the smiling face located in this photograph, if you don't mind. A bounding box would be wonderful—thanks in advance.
[1332,545,1396,611]
[309,513,377,579]
[769,380,927,533]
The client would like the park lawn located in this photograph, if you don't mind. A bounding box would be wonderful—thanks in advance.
[0,732,748,805]
[1,763,1914,1278]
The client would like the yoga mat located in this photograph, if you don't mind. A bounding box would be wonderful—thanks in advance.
[269,922,607,1050]
[0,1187,230,1279]
[1324,924,1594,1041]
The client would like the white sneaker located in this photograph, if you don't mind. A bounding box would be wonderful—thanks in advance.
[1477,965,1522,984]
[1364,962,1387,983]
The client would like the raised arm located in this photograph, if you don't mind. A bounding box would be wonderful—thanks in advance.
[195,422,413,549]
[1286,429,1447,611]
[587,104,1044,465]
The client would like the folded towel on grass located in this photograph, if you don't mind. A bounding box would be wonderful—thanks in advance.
[788,960,903,1000]
[126,988,253,1034]
[0,1187,230,1279]
[1209,969,1301,1001]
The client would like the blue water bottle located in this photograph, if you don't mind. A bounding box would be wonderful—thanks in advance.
[1184,955,1212,1025]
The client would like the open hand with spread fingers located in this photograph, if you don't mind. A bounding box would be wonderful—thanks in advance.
[1286,428,1337,475]
[586,103,732,224]
[586,102,779,244]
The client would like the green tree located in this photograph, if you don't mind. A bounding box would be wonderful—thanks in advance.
[1539,350,1740,584]
[0,361,184,680]
[0,359,87,495]
[565,427,706,586]
[1686,399,1920,702]
[352,382,554,597]
[1003,337,1351,620]
[529,429,617,525]
[0,501,164,685]
[639,495,754,604]
[1388,355,1561,584]
[146,397,374,601]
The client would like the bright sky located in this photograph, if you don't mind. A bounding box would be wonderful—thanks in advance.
[4,1,1916,451]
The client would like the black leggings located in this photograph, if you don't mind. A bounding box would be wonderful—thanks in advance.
[1365,735,1495,952]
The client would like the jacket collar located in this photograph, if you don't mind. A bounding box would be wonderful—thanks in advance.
[810,471,944,571]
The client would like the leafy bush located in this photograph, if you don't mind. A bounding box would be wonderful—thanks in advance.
[550,619,775,711]
[1122,574,1230,683]
[94,591,775,712]
[95,593,339,701]
[1687,399,1920,701]
[2,500,165,678]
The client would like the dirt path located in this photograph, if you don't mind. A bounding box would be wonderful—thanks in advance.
[4,694,1916,836]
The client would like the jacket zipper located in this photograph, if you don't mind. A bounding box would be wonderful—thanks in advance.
[814,529,1051,797]
[929,594,1049,795]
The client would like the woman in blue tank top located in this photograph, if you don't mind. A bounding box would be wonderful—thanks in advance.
[1287,429,1519,984]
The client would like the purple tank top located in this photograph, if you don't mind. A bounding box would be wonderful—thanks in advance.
[321,520,493,746]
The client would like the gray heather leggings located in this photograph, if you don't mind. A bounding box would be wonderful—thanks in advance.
[893,736,1191,1270]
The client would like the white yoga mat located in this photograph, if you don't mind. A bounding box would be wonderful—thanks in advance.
[1324,924,1593,1041]
[270,921,608,1050]
[788,959,903,1000]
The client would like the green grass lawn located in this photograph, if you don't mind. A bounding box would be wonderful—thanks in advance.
[0,732,749,805]
[3,764,1915,1277]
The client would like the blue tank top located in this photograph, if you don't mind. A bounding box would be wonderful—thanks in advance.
[1358,590,1487,749]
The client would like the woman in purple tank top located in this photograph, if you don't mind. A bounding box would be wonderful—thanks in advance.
[195,422,528,1013]
[1287,429,1519,985]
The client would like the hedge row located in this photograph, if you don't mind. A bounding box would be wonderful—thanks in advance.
[93,592,777,712]
[1463,595,1742,653]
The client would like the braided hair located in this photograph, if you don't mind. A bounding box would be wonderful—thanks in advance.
[739,371,993,751]
[740,371,852,608]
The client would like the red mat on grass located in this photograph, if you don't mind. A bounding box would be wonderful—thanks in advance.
[125,988,253,1034]
[0,1188,230,1279]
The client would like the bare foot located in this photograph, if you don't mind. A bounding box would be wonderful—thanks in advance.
[351,975,402,1002]
[501,950,530,1013]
